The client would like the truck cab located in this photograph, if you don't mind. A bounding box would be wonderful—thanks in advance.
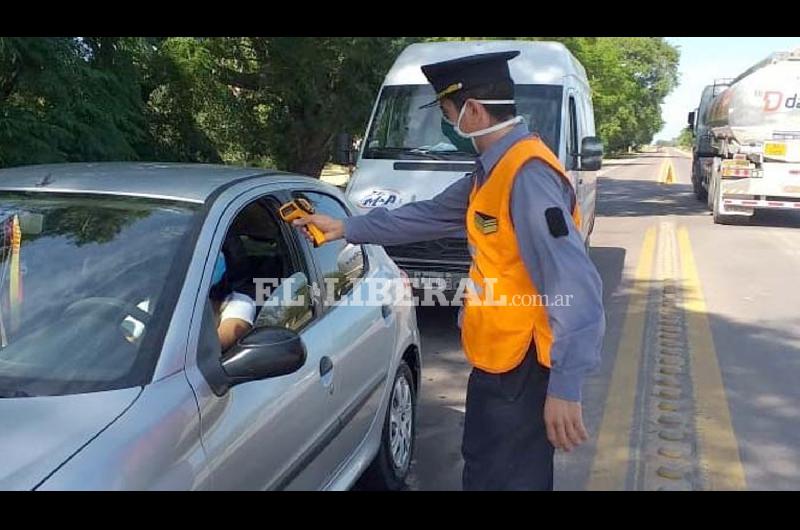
[689,80,731,201]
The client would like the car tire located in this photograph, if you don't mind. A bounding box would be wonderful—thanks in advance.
[359,361,416,490]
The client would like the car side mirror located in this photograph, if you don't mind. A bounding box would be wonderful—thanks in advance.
[688,111,696,132]
[221,326,306,386]
[578,136,603,171]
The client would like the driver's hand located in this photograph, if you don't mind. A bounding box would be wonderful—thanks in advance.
[292,214,345,244]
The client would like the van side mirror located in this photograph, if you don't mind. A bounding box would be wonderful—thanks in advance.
[687,111,696,132]
[578,137,603,171]
[333,132,357,166]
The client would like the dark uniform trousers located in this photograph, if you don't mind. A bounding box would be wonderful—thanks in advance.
[461,345,554,490]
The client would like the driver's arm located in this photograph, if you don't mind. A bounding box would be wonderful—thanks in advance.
[217,292,256,352]
[218,318,252,352]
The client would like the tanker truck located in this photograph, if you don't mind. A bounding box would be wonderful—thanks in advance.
[692,48,800,224]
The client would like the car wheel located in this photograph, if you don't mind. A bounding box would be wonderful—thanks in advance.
[359,361,416,490]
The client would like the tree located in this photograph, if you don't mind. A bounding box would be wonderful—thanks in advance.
[2,37,680,173]
[676,127,693,149]
[0,37,153,167]
[554,37,679,152]
[206,37,423,176]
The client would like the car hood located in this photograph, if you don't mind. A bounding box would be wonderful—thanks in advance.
[0,387,142,490]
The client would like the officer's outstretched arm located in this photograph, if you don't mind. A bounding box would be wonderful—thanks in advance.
[293,214,345,243]
[341,175,473,247]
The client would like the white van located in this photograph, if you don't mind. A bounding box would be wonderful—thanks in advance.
[339,40,602,289]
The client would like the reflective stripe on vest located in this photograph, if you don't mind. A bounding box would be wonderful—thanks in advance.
[462,136,581,373]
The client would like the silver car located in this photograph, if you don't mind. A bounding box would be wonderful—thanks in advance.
[0,163,421,490]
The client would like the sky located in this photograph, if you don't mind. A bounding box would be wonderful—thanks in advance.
[653,37,800,142]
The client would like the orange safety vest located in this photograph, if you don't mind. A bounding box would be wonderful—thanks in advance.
[462,136,581,373]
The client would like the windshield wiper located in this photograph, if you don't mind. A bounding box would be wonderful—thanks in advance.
[0,389,33,398]
[366,147,448,160]
[410,147,478,160]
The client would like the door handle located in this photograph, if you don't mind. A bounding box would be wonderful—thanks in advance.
[320,356,334,394]
[320,356,333,377]
[381,304,392,319]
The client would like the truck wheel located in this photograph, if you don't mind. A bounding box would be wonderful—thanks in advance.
[692,159,708,202]
[693,176,708,202]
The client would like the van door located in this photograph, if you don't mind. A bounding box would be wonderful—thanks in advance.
[577,91,598,235]
[565,88,588,239]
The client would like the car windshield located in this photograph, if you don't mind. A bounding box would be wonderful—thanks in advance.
[363,84,563,161]
[0,192,200,397]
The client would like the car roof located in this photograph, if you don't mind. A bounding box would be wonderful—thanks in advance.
[0,162,315,203]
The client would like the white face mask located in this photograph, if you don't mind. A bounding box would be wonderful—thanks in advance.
[455,99,524,151]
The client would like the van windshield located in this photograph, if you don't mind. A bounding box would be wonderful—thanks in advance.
[363,84,563,161]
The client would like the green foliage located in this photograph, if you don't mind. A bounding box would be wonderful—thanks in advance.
[676,126,693,149]
[1,37,680,174]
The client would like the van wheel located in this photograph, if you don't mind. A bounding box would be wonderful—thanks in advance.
[359,361,416,490]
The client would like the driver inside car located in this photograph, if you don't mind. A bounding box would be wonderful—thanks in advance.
[209,252,257,352]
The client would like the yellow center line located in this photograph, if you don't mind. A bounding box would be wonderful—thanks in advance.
[658,159,676,185]
[588,226,657,490]
[677,226,747,490]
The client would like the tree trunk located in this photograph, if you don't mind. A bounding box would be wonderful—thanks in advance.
[286,129,333,178]
[289,148,328,178]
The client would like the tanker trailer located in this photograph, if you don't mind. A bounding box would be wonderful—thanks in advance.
[705,48,800,224]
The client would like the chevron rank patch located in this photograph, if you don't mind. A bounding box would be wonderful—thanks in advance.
[474,211,498,234]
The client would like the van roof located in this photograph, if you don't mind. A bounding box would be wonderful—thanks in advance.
[385,40,588,88]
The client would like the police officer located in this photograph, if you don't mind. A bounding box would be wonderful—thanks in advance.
[294,51,605,491]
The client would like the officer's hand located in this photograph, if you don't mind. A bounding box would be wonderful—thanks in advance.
[544,395,589,452]
[292,214,344,244]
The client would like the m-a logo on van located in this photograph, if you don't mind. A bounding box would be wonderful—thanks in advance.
[358,189,403,209]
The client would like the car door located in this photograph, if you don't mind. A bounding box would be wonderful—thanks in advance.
[184,191,343,490]
[290,190,396,477]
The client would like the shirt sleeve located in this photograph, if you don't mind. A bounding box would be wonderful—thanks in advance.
[220,292,257,326]
[343,174,472,246]
[510,159,606,402]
